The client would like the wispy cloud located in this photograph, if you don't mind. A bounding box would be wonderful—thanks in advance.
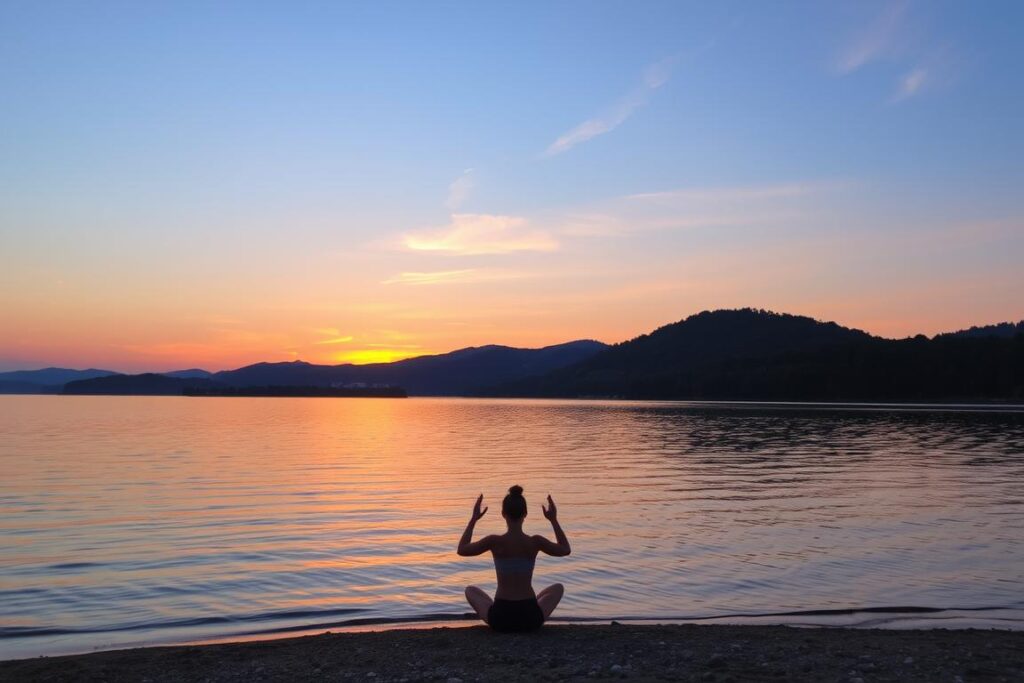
[834,1,952,103]
[309,327,355,345]
[445,168,474,210]
[626,183,822,202]
[383,268,526,286]
[314,335,354,345]
[543,56,678,157]
[561,181,845,237]
[893,67,928,101]
[835,0,908,74]
[403,213,558,255]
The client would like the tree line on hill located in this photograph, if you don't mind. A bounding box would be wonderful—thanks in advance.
[482,309,1024,402]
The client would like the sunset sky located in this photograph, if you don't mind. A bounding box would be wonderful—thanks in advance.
[2,1,1022,372]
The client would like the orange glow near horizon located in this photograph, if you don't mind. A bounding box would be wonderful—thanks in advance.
[335,349,429,365]
[1,204,1021,373]
[3,298,1021,374]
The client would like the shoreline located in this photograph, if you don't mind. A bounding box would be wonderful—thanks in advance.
[3,624,1022,682]
[8,604,1021,661]
[5,394,1024,412]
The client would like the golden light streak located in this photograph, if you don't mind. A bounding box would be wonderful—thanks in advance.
[334,349,426,365]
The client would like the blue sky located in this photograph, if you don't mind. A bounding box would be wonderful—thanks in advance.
[1,1,1022,371]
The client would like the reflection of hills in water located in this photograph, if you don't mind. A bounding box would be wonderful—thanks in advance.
[2,397,1023,658]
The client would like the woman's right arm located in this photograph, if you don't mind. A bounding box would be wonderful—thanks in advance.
[534,494,571,556]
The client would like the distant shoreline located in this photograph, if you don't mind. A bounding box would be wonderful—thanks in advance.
[5,394,1023,412]
[181,386,407,398]
[2,624,1021,681]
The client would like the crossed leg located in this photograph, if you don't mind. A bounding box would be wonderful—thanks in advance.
[537,583,564,619]
[464,585,493,623]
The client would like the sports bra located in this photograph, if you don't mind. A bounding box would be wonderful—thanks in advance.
[493,555,536,574]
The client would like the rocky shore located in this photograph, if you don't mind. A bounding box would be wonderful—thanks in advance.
[2,623,1022,682]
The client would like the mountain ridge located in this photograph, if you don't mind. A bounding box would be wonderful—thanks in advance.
[5,310,1024,400]
[212,340,608,395]
[26,340,606,397]
[486,309,1024,401]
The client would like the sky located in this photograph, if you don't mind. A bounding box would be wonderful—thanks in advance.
[1,1,1022,372]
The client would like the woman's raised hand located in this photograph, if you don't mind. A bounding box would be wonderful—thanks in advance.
[542,494,557,521]
[471,494,488,522]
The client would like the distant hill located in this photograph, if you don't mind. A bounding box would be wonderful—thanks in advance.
[0,380,63,394]
[0,367,117,387]
[487,309,1024,401]
[63,374,222,396]
[214,340,608,395]
[0,367,212,393]
[9,314,1024,401]
[939,321,1024,339]
[163,368,214,379]
[35,340,606,397]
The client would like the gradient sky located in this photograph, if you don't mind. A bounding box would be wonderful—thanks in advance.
[2,1,1022,372]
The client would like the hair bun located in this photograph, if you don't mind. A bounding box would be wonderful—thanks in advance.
[508,485,524,497]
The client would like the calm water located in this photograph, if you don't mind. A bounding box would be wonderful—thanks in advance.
[2,396,1024,659]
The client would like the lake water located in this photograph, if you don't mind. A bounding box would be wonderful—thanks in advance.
[2,395,1024,659]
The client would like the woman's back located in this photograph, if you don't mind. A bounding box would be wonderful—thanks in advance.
[490,530,538,600]
[457,486,571,632]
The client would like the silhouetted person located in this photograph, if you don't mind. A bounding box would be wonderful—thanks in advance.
[458,486,570,632]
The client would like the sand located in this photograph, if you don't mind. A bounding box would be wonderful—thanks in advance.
[2,623,1022,682]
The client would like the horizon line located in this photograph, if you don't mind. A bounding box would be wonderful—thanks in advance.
[2,308,1022,376]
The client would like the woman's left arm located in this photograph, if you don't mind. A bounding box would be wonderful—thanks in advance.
[457,494,496,556]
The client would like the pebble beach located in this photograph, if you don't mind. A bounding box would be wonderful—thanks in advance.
[2,623,1022,682]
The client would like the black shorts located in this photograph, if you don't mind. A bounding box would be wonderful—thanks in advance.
[487,598,544,633]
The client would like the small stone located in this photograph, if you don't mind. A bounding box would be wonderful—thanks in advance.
[366,674,377,679]
[848,678,864,683]
[681,650,695,660]
[610,664,623,673]
[904,657,914,665]
[708,654,725,669]
[446,678,463,683]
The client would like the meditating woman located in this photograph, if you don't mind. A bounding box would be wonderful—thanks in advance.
[457,485,571,632]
